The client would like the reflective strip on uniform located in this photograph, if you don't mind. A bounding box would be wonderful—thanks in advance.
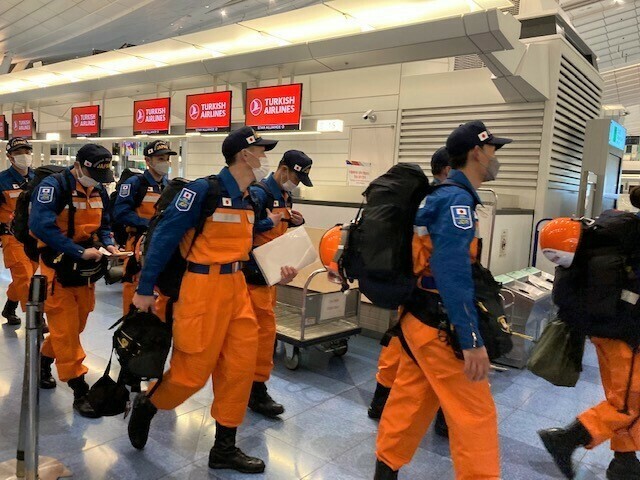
[9,192,21,198]
[414,226,429,237]
[247,213,255,224]
[88,200,103,209]
[71,202,87,210]
[142,194,159,203]
[211,212,241,223]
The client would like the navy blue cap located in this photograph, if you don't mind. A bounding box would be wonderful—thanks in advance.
[430,147,450,175]
[446,120,512,157]
[280,150,313,187]
[144,140,177,157]
[77,144,114,183]
[222,126,278,161]
[6,137,33,154]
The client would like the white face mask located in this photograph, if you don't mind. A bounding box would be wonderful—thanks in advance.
[282,173,297,192]
[76,167,99,188]
[152,160,170,176]
[246,150,270,183]
[12,154,32,170]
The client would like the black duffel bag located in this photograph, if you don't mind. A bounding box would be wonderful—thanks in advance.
[111,308,172,381]
[40,242,107,287]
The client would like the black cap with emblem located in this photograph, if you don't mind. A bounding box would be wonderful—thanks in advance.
[76,144,114,183]
[446,120,512,157]
[144,140,177,157]
[6,137,33,154]
[280,150,313,187]
[222,126,278,163]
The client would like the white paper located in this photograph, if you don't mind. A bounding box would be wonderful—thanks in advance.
[252,227,319,286]
[99,247,133,257]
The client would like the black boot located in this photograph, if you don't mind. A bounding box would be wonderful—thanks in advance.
[248,381,284,418]
[538,419,592,479]
[127,393,157,450]
[209,422,265,473]
[368,383,391,419]
[434,408,449,438]
[68,376,100,419]
[374,460,398,479]
[2,299,20,325]
[607,452,640,480]
[39,356,56,389]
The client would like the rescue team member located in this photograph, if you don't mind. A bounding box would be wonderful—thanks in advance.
[113,140,172,314]
[368,147,452,439]
[430,146,451,185]
[375,121,512,480]
[128,127,290,474]
[30,144,118,416]
[538,223,640,480]
[0,138,37,326]
[244,150,312,417]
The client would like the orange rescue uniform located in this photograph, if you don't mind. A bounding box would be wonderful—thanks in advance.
[137,168,259,427]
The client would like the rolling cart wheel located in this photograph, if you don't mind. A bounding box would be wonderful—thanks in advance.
[284,346,301,370]
[333,340,348,357]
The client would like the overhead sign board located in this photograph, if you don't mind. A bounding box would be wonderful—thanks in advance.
[71,105,101,138]
[185,91,232,133]
[245,84,302,131]
[12,112,35,139]
[133,98,171,135]
[609,120,627,151]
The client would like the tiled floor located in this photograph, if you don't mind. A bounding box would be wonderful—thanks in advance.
[0,270,615,479]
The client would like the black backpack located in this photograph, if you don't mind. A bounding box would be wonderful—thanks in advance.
[141,176,220,301]
[12,165,70,262]
[338,163,430,309]
[552,210,640,347]
[109,168,148,246]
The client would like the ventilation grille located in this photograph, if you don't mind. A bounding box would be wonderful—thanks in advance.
[549,56,603,191]
[398,103,545,189]
[454,55,485,71]
[503,0,520,16]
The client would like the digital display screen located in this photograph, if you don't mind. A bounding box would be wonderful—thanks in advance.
[12,112,35,139]
[245,83,302,131]
[609,120,627,150]
[71,105,101,137]
[133,98,171,135]
[185,91,232,133]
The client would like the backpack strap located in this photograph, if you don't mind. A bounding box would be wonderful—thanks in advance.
[132,174,150,210]
[51,171,76,239]
[249,182,275,220]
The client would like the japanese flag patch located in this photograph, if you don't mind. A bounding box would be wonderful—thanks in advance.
[176,188,197,211]
[119,184,131,197]
[451,205,472,230]
[37,186,54,204]
[222,198,232,207]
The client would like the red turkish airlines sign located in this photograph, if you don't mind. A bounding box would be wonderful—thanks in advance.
[133,98,171,135]
[245,84,302,131]
[185,91,232,133]
[0,115,8,141]
[12,112,35,139]
[71,105,101,137]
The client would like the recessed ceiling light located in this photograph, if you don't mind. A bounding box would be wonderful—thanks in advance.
[220,9,227,17]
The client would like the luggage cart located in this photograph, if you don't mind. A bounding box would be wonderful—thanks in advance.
[275,268,361,370]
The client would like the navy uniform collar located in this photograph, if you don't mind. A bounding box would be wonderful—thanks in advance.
[263,173,284,199]
[447,170,482,206]
[218,167,243,200]
[9,165,32,184]
[143,169,168,188]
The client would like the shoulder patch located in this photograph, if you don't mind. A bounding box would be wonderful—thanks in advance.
[37,186,54,204]
[175,188,197,212]
[119,184,131,197]
[450,205,473,230]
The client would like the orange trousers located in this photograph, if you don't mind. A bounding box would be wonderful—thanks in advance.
[579,337,640,452]
[122,235,138,315]
[376,314,500,478]
[377,336,402,388]
[1,235,38,311]
[39,263,95,382]
[248,284,277,382]
[150,269,259,427]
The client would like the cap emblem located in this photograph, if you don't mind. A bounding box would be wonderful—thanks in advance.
[478,131,490,141]
[293,164,302,172]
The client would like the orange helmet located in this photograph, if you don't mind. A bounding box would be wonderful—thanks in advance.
[319,225,342,271]
[539,218,582,268]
